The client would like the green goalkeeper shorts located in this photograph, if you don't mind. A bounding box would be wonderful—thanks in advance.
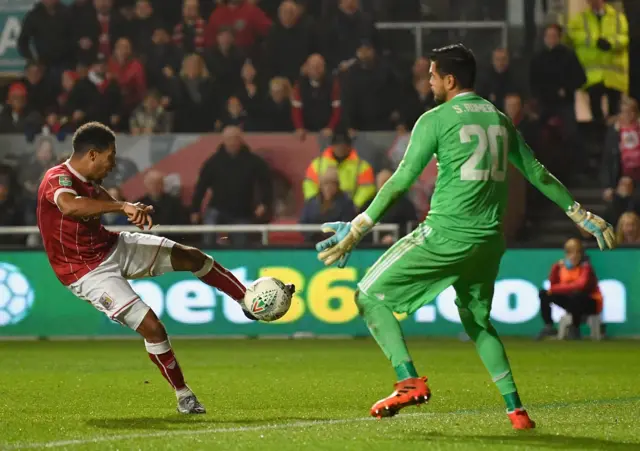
[357,224,505,316]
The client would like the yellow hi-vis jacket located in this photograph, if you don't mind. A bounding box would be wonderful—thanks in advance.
[303,147,375,209]
[567,3,629,93]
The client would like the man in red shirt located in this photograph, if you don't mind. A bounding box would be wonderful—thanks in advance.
[537,238,603,340]
[37,122,293,414]
[204,0,272,51]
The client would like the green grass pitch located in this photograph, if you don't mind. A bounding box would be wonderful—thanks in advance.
[1,338,639,450]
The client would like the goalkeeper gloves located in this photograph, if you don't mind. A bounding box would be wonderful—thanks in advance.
[566,202,616,250]
[315,213,374,268]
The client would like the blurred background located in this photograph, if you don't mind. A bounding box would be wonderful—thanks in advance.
[0,0,638,339]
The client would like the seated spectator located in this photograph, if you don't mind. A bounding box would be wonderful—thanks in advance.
[300,167,356,242]
[303,130,375,210]
[476,48,519,111]
[166,53,217,132]
[20,137,57,224]
[131,0,162,58]
[22,61,57,115]
[265,0,314,82]
[138,169,189,227]
[603,176,640,225]
[17,0,73,73]
[602,98,640,194]
[0,167,25,246]
[236,60,263,121]
[292,54,341,139]
[130,90,172,134]
[58,70,102,131]
[146,27,184,90]
[88,57,124,130]
[215,95,250,131]
[203,27,244,95]
[190,126,273,245]
[536,238,603,340]
[108,37,147,118]
[344,40,399,131]
[204,0,272,52]
[0,83,42,136]
[504,93,540,151]
[616,211,640,245]
[75,0,132,63]
[101,187,131,225]
[398,77,435,132]
[173,0,207,54]
[320,0,377,70]
[370,169,417,244]
[255,77,294,132]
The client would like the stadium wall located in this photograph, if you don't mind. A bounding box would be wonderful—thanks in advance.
[0,248,637,338]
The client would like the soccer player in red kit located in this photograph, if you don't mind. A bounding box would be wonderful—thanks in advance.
[37,122,293,414]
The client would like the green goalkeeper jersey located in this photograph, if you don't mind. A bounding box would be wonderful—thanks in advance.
[364,92,575,243]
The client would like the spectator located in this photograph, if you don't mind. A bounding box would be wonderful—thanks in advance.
[320,0,377,70]
[504,93,540,152]
[88,57,124,129]
[108,37,148,117]
[22,61,57,115]
[102,155,140,188]
[58,70,102,131]
[173,0,207,54]
[18,0,73,74]
[300,166,356,242]
[530,24,586,144]
[75,0,132,64]
[204,0,272,52]
[146,27,184,90]
[291,54,341,139]
[203,27,245,94]
[131,0,161,58]
[536,238,604,340]
[255,77,294,132]
[190,126,273,244]
[476,48,518,111]
[567,0,629,123]
[303,130,375,210]
[0,168,25,246]
[166,53,217,132]
[603,176,640,226]
[0,83,42,135]
[101,187,130,225]
[20,137,57,223]
[236,60,263,120]
[398,76,435,132]
[137,170,189,227]
[411,56,430,82]
[370,169,417,244]
[265,0,314,82]
[215,95,250,131]
[616,211,640,245]
[129,90,172,134]
[343,40,399,131]
[602,98,640,193]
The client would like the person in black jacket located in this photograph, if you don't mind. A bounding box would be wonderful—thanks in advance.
[22,61,58,115]
[265,0,314,82]
[254,77,294,132]
[18,0,73,74]
[190,126,273,245]
[476,48,519,112]
[130,0,162,59]
[137,169,189,241]
[146,27,184,90]
[203,27,245,95]
[73,0,132,63]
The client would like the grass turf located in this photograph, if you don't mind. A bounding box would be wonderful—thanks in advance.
[0,338,639,451]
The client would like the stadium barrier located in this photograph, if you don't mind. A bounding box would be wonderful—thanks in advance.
[0,244,638,338]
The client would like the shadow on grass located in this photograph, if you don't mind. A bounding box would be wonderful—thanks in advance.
[418,432,640,450]
[86,416,327,430]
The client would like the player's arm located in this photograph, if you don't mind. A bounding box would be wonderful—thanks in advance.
[364,113,437,224]
[55,192,152,230]
[508,127,616,250]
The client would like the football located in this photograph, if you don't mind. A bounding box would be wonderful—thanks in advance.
[242,277,292,322]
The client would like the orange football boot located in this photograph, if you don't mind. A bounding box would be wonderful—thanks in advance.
[507,408,536,429]
[370,376,431,418]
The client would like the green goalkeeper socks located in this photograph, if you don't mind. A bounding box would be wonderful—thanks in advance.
[503,391,523,411]
[357,291,416,381]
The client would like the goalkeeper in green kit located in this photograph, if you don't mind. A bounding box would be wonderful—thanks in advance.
[315,44,616,429]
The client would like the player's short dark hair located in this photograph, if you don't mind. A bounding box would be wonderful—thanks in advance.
[72,122,116,155]
[429,43,476,90]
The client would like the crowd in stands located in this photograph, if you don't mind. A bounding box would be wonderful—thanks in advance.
[0,0,639,249]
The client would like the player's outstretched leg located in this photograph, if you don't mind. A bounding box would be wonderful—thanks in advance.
[356,290,431,418]
[456,302,535,430]
[136,309,206,414]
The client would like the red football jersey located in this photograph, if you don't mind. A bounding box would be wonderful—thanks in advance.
[37,162,119,286]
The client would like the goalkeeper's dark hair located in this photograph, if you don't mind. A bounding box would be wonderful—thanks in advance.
[429,43,476,90]
[72,122,116,155]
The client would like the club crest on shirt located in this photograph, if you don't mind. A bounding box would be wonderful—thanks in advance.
[59,175,73,187]
[99,293,115,311]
